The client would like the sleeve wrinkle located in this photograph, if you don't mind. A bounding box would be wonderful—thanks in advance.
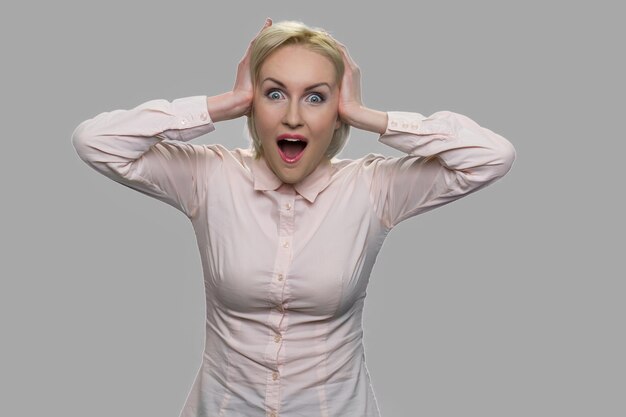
[71,96,218,218]
[365,110,516,229]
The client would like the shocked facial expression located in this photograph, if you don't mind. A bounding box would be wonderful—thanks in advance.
[253,44,341,185]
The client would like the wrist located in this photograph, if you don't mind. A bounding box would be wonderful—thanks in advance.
[343,105,388,135]
[206,91,252,123]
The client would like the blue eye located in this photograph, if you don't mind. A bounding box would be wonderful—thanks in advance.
[307,93,325,103]
[266,90,283,100]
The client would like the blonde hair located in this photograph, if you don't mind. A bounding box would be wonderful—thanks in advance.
[246,20,350,160]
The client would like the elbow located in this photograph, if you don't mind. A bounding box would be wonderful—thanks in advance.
[485,138,516,183]
[468,138,516,184]
[71,121,88,159]
[497,138,517,178]
[71,119,99,163]
[483,127,517,177]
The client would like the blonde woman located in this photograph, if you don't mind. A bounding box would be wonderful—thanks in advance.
[72,18,516,417]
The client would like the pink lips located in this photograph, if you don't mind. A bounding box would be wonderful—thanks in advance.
[276,133,308,164]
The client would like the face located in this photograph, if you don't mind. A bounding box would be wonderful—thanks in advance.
[253,44,341,185]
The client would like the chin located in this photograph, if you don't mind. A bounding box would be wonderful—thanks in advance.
[277,168,306,185]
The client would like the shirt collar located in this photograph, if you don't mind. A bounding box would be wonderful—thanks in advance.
[246,150,334,203]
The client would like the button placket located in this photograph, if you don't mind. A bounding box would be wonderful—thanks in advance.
[264,187,295,416]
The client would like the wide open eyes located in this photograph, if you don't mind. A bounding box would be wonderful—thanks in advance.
[265,89,326,103]
[307,93,324,103]
[267,90,283,100]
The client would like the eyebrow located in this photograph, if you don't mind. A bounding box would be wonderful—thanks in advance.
[262,77,332,91]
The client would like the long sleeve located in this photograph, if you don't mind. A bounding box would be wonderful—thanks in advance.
[364,110,516,229]
[71,96,222,219]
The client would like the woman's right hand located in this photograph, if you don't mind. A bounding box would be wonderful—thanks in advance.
[206,18,272,123]
[233,18,272,117]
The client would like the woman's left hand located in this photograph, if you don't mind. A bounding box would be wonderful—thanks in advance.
[335,39,389,134]
[335,40,363,124]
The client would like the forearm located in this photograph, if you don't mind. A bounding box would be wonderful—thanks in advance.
[380,110,517,183]
[365,110,516,228]
[71,96,220,218]
[343,105,388,135]
[72,96,214,168]
[206,91,252,123]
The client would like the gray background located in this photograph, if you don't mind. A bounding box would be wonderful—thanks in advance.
[2,0,624,416]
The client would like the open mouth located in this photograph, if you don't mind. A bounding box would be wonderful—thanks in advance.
[277,137,308,163]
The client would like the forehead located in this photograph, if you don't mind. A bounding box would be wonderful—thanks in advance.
[259,45,337,87]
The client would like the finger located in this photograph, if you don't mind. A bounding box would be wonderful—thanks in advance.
[333,38,347,51]
[324,34,354,65]
[254,18,272,40]
[259,17,272,33]
[334,41,356,65]
[339,47,357,71]
[242,19,272,60]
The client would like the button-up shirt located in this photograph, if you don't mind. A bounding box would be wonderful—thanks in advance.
[71,95,516,417]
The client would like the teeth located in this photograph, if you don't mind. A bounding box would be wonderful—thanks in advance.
[284,138,301,142]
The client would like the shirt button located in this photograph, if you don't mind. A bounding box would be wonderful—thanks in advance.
[277,274,284,281]
[276,304,284,313]
[390,120,397,127]
[274,334,282,343]
[402,121,409,129]
[283,241,289,248]
[411,122,420,130]
[200,112,208,121]
[272,372,279,380]
[180,119,187,125]
[285,202,292,210]
[270,413,277,417]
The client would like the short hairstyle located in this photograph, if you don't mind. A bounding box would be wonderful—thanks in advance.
[246,20,350,160]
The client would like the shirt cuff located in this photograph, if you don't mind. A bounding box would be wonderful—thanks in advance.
[171,95,213,128]
[381,111,429,136]
[169,95,216,141]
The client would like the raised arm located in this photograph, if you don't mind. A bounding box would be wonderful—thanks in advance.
[366,110,516,228]
[71,96,222,218]
[334,39,516,229]
[71,19,272,219]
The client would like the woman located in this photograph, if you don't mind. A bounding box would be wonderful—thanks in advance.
[72,18,516,417]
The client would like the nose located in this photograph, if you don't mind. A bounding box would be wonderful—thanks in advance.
[282,100,303,129]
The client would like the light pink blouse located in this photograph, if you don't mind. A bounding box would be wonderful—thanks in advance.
[72,95,516,417]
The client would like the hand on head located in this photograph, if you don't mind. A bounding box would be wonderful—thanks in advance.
[333,39,364,126]
[325,34,386,134]
[232,18,273,118]
[232,20,364,124]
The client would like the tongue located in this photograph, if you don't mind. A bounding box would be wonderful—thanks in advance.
[283,141,305,159]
